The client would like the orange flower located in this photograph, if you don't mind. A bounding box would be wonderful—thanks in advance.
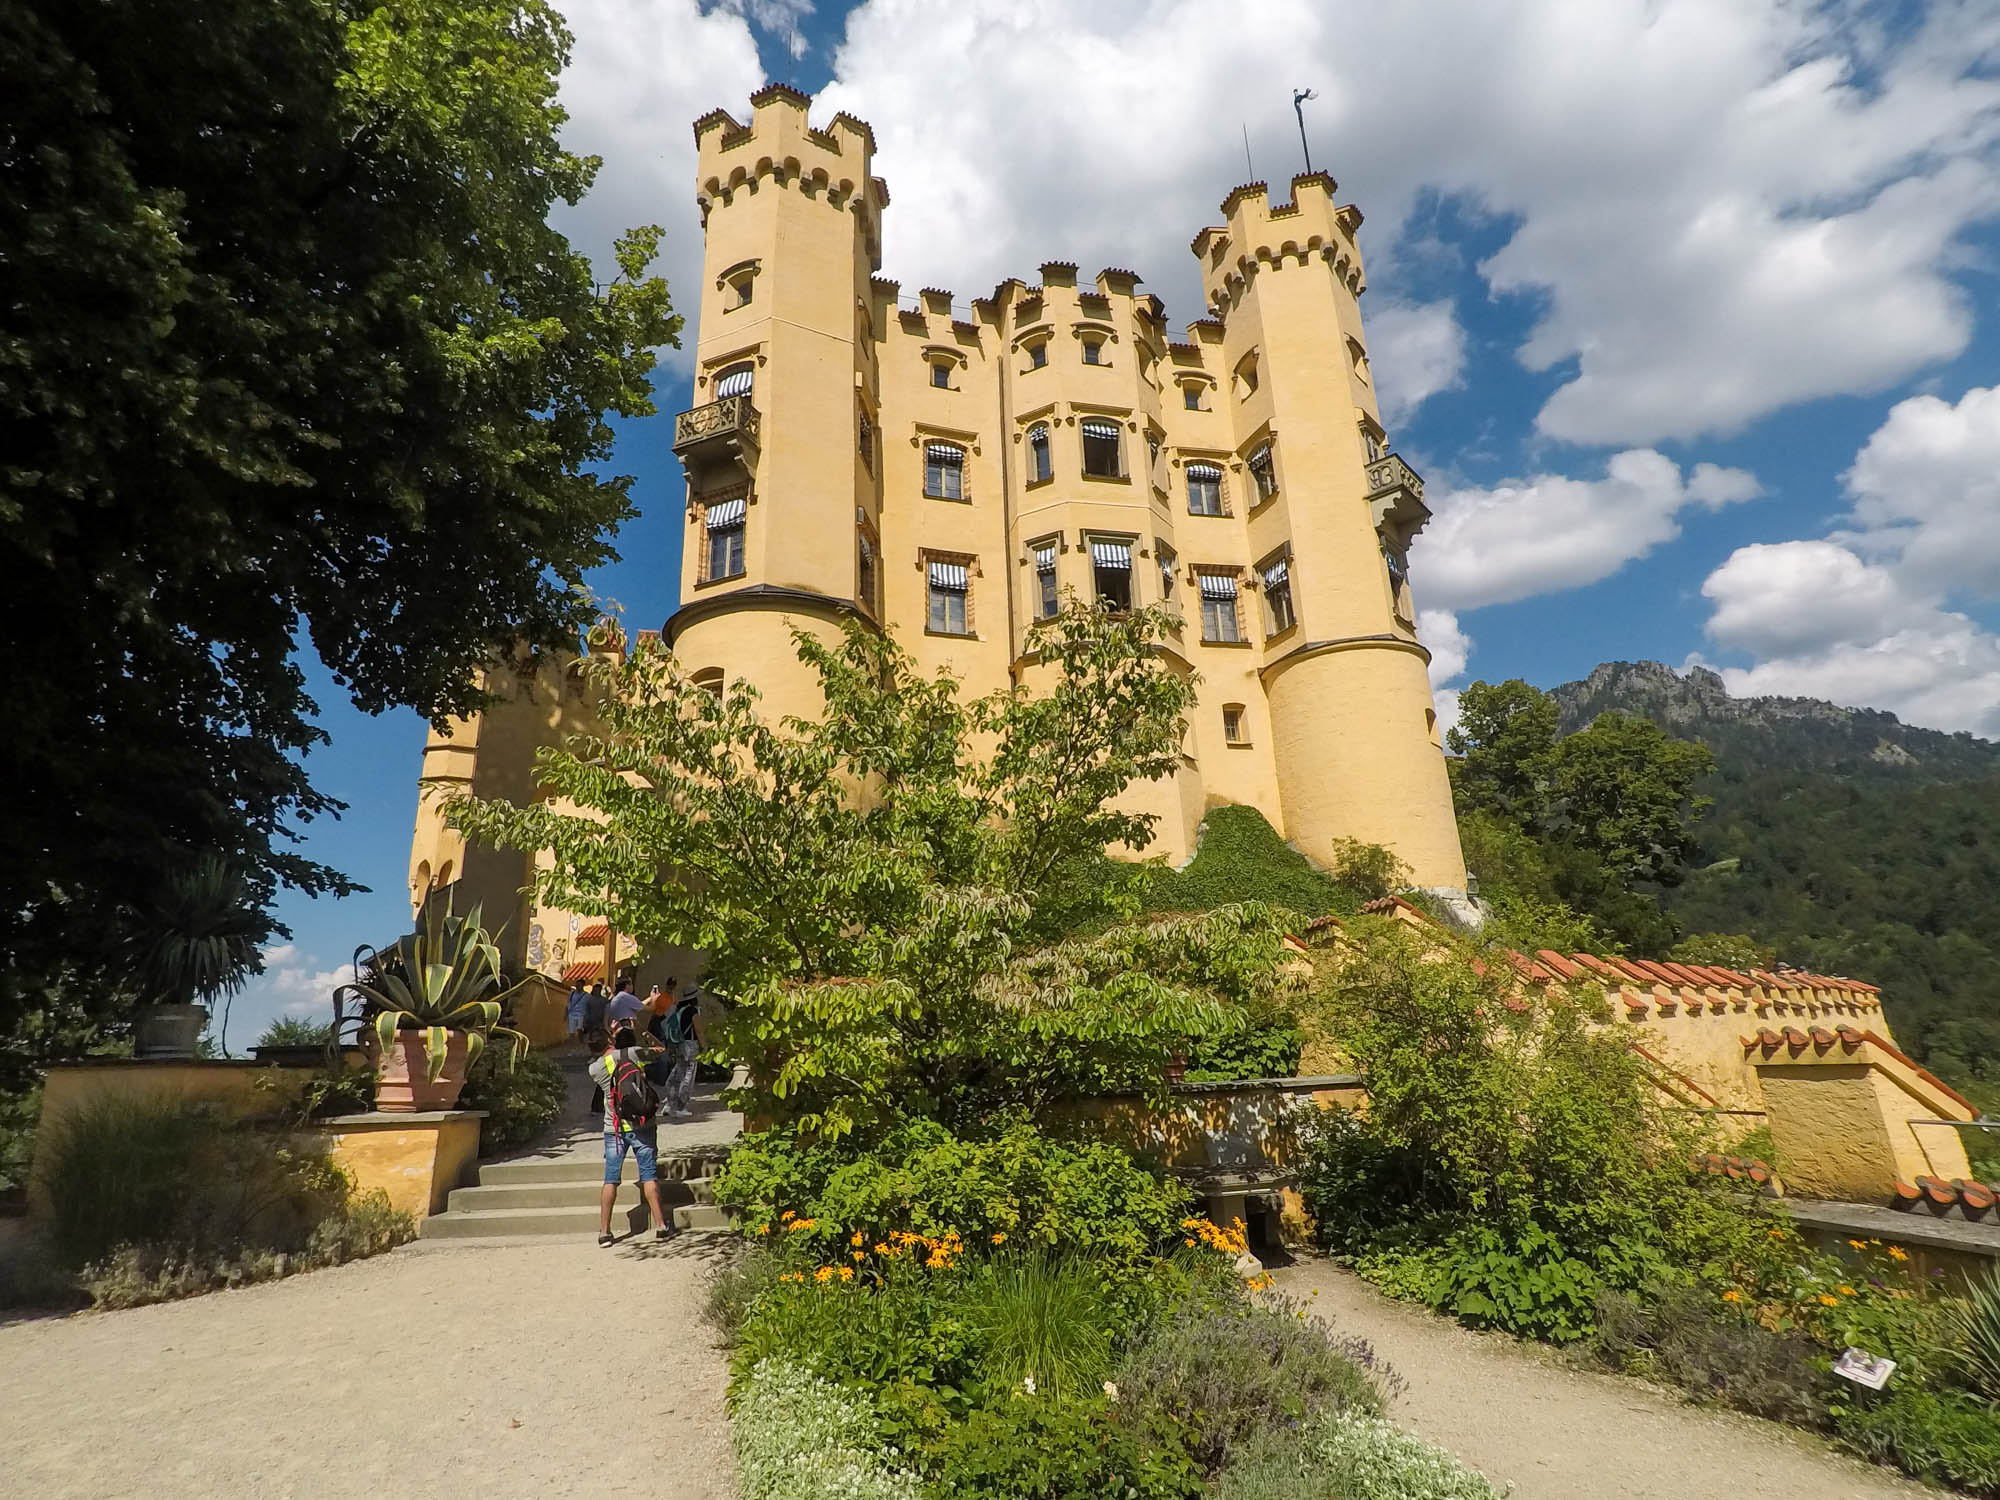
[851,1250,865,1262]
[1839,1285,1857,1296]
[838,1266,855,1282]
[814,1266,835,1284]
[851,1230,865,1247]
[1887,1245,1909,1262]
[991,1232,1007,1245]
[1721,1290,1742,1303]
[1818,1294,1839,1307]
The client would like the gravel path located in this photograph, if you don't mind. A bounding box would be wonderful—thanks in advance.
[1274,1258,1942,1500]
[0,1233,740,1500]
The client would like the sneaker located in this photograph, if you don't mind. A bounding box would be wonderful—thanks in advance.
[655,1226,672,1242]
[597,1232,615,1248]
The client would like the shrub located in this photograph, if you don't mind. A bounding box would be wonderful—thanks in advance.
[715,1118,1193,1277]
[1588,1284,1829,1426]
[730,1252,978,1396]
[1144,805,1356,919]
[0,1082,38,1194]
[1833,1384,2000,1496]
[1110,1293,1395,1474]
[1185,1018,1304,1082]
[459,1043,566,1155]
[255,1016,334,1047]
[39,1095,346,1270]
[1213,1411,1506,1500]
[928,1394,1200,1500]
[731,1357,925,1500]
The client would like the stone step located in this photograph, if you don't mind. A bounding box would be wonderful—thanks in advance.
[673,1203,733,1232]
[444,1177,712,1214]
[420,1203,656,1240]
[477,1152,721,1186]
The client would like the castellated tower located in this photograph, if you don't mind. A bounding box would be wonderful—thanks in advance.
[408,90,1467,985]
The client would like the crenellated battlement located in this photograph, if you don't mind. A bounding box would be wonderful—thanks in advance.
[1196,174,1367,317]
[693,87,885,251]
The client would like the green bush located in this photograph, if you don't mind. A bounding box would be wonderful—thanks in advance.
[459,1043,566,1155]
[961,1253,1116,1401]
[1213,1411,1506,1500]
[715,1118,1193,1277]
[730,1253,979,1397]
[1943,1265,2000,1402]
[255,1016,334,1047]
[1833,1384,2000,1496]
[1588,1284,1829,1426]
[0,1083,39,1194]
[731,1357,925,1500]
[1110,1293,1394,1474]
[929,1394,1200,1500]
[39,1095,347,1270]
[1143,805,1357,920]
[1185,1019,1303,1082]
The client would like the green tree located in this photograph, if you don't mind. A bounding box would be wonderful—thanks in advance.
[1446,679,1560,821]
[1540,713,1714,887]
[0,0,681,1079]
[445,604,1297,1137]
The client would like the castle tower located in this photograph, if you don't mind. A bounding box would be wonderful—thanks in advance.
[1193,177,1466,888]
[667,87,888,720]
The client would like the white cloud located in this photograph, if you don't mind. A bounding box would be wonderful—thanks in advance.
[1368,300,1466,426]
[549,0,766,365]
[1418,607,1471,687]
[713,0,815,58]
[221,945,359,1052]
[1417,450,1760,612]
[1696,386,2000,738]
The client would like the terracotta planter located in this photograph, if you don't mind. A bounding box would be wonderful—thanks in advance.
[133,1003,210,1059]
[372,1030,473,1112]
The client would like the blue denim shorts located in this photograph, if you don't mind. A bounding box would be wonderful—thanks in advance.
[603,1126,658,1184]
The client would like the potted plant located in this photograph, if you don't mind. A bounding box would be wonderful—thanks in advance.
[338,902,529,1112]
[126,854,266,1059]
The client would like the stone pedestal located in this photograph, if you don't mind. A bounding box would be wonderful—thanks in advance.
[315,1111,486,1220]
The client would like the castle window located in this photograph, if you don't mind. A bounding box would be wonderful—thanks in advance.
[857,526,879,614]
[1146,431,1160,469]
[1082,339,1103,366]
[1027,424,1052,484]
[1183,383,1203,410]
[1089,537,1133,611]
[692,667,725,699]
[931,360,952,389]
[1198,571,1242,643]
[704,494,746,581]
[714,362,754,400]
[1186,462,1225,517]
[1033,540,1059,619]
[1261,550,1296,635]
[1222,704,1248,745]
[1028,340,1048,369]
[924,443,966,500]
[1080,417,1123,478]
[1362,424,1385,463]
[927,558,971,635]
[1156,541,1177,601]
[858,408,874,470]
[727,273,755,309]
[1248,443,1277,503]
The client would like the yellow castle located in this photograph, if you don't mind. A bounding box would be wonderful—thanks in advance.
[408,84,1466,987]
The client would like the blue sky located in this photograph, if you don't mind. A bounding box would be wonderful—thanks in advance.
[230,0,2000,1043]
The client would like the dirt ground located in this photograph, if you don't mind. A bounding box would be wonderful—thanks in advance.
[0,1233,740,1500]
[1274,1258,1943,1500]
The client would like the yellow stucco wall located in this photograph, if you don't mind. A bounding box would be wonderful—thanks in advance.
[320,1113,484,1220]
[1754,1034,1974,1199]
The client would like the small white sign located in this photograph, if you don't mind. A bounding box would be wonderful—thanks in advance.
[1834,1348,1897,1390]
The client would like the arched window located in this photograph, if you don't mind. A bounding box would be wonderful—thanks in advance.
[1089,537,1133,611]
[925,443,966,500]
[704,495,746,581]
[1033,540,1059,619]
[1080,417,1123,478]
[1026,424,1052,484]
[714,362,754,399]
[1186,462,1224,516]
[691,667,724,698]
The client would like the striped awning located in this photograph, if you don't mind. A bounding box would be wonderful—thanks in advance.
[1198,572,1238,600]
[1033,543,1056,569]
[1027,423,1049,442]
[705,496,746,528]
[1090,540,1132,570]
[926,443,964,462]
[1262,557,1290,589]
[714,364,754,398]
[1080,417,1120,439]
[929,560,969,589]
[1248,443,1272,466]
[1186,461,1223,480]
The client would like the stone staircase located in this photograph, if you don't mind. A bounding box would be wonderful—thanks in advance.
[420,1145,734,1240]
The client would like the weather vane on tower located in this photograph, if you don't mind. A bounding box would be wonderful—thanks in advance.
[1293,87,1318,176]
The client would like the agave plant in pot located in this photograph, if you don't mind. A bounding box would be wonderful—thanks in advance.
[338,902,530,1112]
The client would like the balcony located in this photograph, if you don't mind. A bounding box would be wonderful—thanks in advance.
[1366,451,1430,546]
[672,394,760,490]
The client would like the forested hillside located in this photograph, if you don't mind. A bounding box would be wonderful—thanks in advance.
[1551,662,2000,1087]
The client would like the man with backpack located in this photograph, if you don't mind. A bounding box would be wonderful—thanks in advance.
[588,1024,671,1247]
[662,986,704,1119]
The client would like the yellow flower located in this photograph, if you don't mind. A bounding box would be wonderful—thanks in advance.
[1887,1245,1909,1262]
[874,1243,893,1256]
[851,1230,865,1247]
[1839,1285,1856,1296]
[1767,1228,1785,1239]
[1721,1290,1742,1303]
[781,1210,795,1222]
[991,1232,1007,1245]
[814,1266,835,1284]
[1818,1294,1839,1307]
[756,1223,771,1235]
[852,1250,866,1262]
[838,1266,855,1282]
[1848,1239,1867,1250]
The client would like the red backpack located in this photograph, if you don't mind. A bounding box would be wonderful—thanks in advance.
[606,1051,660,1130]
